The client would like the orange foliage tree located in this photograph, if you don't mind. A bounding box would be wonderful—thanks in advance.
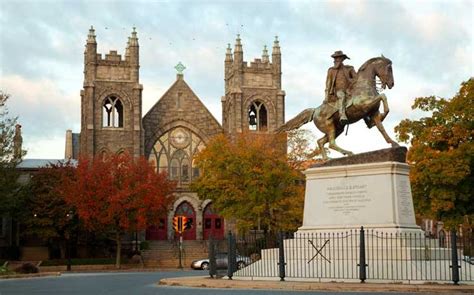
[395,79,474,228]
[191,133,304,233]
[58,153,175,268]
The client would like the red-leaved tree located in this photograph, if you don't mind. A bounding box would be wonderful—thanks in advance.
[59,153,175,268]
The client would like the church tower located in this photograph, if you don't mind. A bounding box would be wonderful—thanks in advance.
[79,26,143,157]
[222,35,285,138]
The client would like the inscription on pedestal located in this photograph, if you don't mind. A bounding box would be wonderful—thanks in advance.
[323,184,371,215]
[397,178,415,223]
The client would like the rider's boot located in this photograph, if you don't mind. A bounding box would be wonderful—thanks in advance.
[338,92,348,125]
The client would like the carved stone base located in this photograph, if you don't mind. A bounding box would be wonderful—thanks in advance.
[300,147,420,234]
[312,146,407,168]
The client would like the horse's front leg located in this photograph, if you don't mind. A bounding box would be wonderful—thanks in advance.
[372,111,399,147]
[328,127,354,157]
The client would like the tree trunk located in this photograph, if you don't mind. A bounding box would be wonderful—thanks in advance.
[59,241,66,259]
[115,232,121,269]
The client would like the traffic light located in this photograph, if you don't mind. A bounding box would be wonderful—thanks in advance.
[173,216,193,233]
[181,216,188,232]
[184,218,193,230]
[172,216,180,233]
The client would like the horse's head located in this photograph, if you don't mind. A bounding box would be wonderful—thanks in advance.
[358,55,394,89]
[377,55,394,89]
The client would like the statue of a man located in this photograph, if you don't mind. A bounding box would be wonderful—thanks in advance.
[324,50,357,124]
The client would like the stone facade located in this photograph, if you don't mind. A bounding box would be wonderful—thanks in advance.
[79,27,143,158]
[143,74,222,158]
[73,28,286,240]
[222,35,285,138]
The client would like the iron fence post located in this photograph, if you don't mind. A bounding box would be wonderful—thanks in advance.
[227,231,236,279]
[358,226,367,283]
[209,235,217,278]
[278,232,286,281]
[450,230,460,285]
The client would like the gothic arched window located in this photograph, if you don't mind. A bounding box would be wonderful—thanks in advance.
[248,100,267,131]
[148,127,205,186]
[103,96,123,127]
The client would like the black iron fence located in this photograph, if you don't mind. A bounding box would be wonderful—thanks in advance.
[208,227,474,284]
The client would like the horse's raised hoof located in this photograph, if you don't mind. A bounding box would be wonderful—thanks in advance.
[391,142,400,147]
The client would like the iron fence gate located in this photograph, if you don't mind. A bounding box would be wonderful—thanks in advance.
[208,227,474,284]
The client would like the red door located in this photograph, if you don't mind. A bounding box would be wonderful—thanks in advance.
[175,202,196,240]
[146,217,167,240]
[203,204,224,240]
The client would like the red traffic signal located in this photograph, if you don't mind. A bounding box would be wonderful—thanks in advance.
[173,216,193,233]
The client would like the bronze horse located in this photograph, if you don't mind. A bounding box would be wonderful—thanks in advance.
[277,56,399,160]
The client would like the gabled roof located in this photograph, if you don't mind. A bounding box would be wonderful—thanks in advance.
[17,159,77,170]
[143,75,223,156]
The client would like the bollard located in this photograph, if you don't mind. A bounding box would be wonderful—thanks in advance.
[208,235,217,278]
[358,226,367,283]
[227,231,236,279]
[278,232,286,281]
[450,230,460,285]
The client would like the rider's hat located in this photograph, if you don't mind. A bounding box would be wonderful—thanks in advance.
[331,50,350,60]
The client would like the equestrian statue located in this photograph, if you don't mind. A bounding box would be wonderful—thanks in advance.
[277,51,399,160]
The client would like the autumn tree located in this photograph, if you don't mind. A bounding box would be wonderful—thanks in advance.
[0,91,25,217]
[21,162,77,258]
[191,133,304,233]
[287,129,326,170]
[395,79,474,228]
[59,153,175,268]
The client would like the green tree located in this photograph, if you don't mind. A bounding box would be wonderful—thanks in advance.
[191,133,304,233]
[0,91,25,218]
[395,79,474,228]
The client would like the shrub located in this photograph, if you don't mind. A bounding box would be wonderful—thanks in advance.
[0,266,15,276]
[15,263,39,274]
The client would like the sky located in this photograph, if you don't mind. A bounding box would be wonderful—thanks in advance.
[0,0,472,159]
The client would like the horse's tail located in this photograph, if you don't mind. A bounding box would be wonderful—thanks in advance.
[276,108,317,133]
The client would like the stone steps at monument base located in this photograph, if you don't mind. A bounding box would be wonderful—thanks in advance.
[234,259,474,282]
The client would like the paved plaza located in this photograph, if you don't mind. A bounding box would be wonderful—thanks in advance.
[0,270,441,295]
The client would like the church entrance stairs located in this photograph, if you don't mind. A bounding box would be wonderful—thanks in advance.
[142,240,209,268]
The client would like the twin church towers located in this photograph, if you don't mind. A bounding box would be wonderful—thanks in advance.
[71,26,287,240]
[77,27,285,160]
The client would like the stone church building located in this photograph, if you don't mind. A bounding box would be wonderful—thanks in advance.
[67,27,285,241]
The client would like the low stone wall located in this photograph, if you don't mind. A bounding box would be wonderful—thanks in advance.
[20,247,48,261]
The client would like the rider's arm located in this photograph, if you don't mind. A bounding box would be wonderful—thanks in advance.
[324,69,331,102]
[348,66,357,81]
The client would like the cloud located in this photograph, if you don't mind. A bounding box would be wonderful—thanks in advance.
[0,0,471,159]
[0,75,79,158]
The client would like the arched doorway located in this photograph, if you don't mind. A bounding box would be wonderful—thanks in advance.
[145,217,167,240]
[203,203,224,240]
[175,201,196,240]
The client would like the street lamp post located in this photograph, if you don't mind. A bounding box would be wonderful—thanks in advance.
[66,212,73,271]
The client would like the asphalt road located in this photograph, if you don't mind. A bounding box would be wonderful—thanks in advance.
[0,270,421,295]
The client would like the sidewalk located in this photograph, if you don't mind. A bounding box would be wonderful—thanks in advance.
[0,272,61,280]
[159,276,474,293]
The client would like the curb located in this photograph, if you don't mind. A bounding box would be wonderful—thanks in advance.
[0,272,61,280]
[159,276,474,293]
